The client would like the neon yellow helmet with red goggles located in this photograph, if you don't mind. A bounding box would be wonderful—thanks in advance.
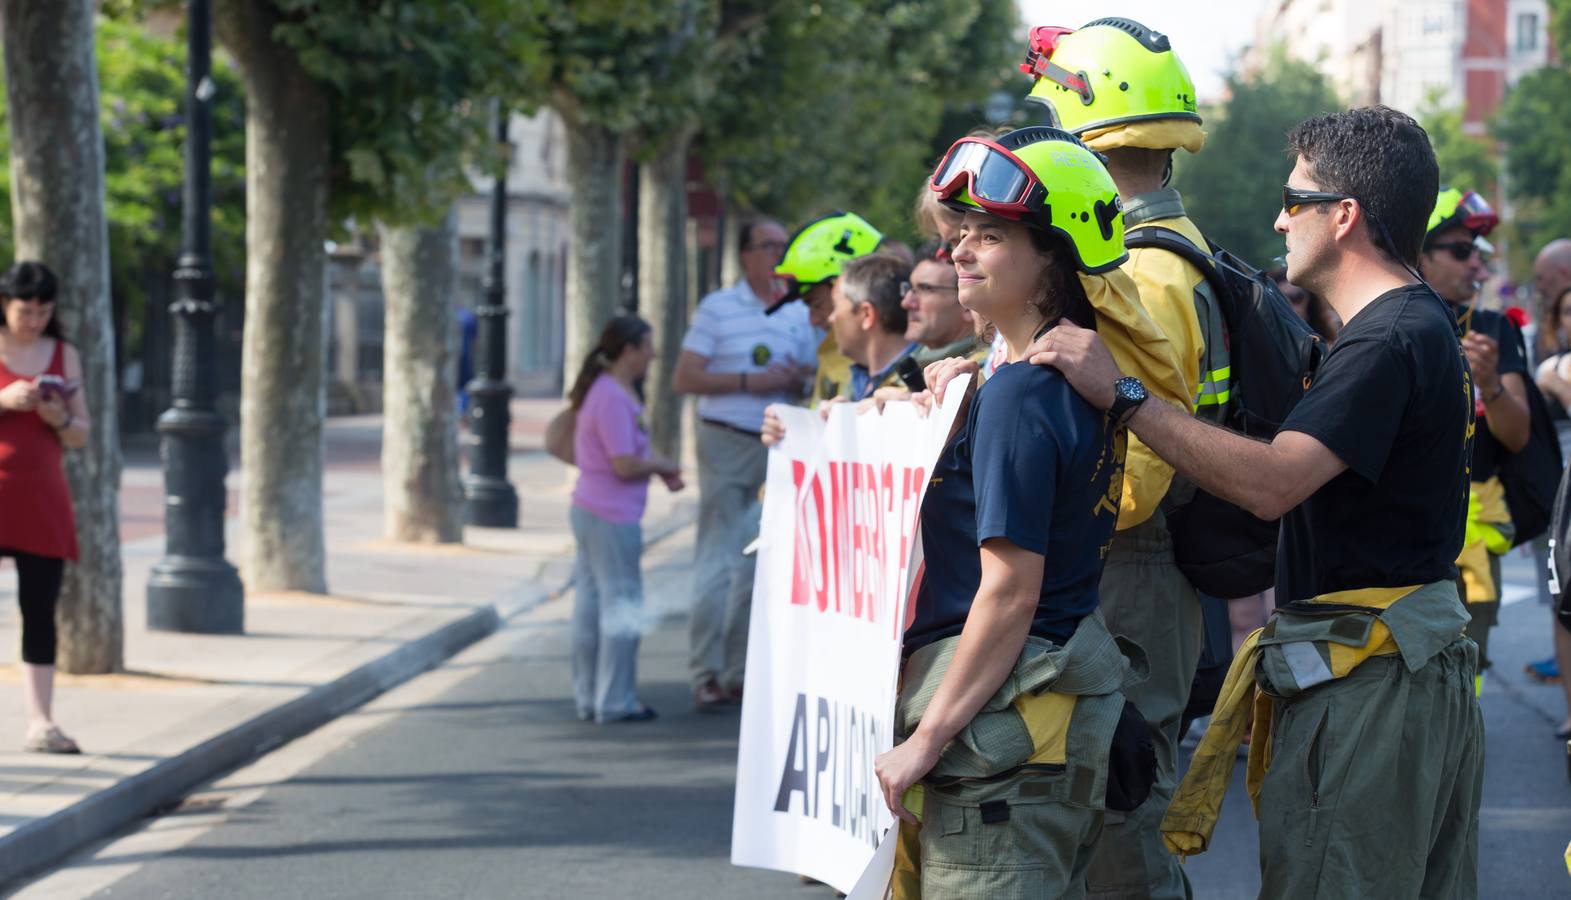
[1426,188,1498,239]
[930,126,1127,274]
[773,211,883,302]
[1020,18,1200,135]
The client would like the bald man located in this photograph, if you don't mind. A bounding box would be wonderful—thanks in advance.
[1533,239,1571,361]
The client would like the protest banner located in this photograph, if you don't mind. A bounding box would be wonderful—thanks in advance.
[731,381,969,894]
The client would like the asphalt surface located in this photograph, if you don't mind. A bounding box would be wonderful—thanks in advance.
[10,541,1571,899]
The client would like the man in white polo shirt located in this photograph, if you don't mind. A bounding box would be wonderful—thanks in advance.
[673,218,817,709]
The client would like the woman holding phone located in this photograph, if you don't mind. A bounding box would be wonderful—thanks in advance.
[873,127,1151,897]
[0,261,88,754]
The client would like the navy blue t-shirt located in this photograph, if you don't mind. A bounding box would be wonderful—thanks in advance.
[905,361,1124,654]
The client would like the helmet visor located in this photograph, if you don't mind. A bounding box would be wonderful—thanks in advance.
[1457,191,1499,235]
[930,138,1036,210]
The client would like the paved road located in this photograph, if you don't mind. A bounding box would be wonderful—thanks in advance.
[10,540,1570,898]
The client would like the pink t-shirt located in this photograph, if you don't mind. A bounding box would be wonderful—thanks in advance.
[571,374,651,523]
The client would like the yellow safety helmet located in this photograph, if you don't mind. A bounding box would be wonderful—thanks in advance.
[1020,18,1200,136]
[773,211,883,302]
[930,126,1127,274]
[1426,187,1499,239]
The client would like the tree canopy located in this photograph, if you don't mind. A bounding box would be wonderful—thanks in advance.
[699,0,1020,239]
[1173,52,1340,268]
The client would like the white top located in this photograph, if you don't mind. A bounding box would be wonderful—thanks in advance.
[680,279,819,432]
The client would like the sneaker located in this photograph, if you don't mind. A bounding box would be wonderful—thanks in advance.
[1525,657,1561,683]
[694,678,727,711]
[601,705,658,724]
[725,682,744,704]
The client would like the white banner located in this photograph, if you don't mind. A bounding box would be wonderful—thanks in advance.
[731,382,970,894]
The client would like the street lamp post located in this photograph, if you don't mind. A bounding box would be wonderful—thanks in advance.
[146,0,244,633]
[464,107,519,527]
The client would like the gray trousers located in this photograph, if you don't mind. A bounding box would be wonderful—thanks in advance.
[1258,639,1483,899]
[569,506,645,721]
[1086,513,1202,900]
[689,421,766,689]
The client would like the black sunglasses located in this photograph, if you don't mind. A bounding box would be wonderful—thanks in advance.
[1282,185,1353,216]
[1426,240,1478,262]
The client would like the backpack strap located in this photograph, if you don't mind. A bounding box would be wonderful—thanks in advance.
[1124,226,1229,305]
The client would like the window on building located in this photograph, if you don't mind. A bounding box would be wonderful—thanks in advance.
[1422,14,1446,35]
[1518,12,1540,52]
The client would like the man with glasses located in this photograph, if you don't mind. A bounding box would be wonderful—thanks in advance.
[903,241,988,371]
[1420,189,1528,686]
[1011,106,1482,897]
[673,218,817,710]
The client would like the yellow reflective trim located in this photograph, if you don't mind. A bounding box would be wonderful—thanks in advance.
[1196,389,1231,406]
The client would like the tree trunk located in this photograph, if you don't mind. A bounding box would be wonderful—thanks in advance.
[2,0,122,673]
[639,134,690,459]
[216,0,332,593]
[562,116,623,389]
[379,211,463,543]
[720,210,742,288]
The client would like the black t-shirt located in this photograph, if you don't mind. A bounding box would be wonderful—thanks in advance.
[1450,304,1528,481]
[1276,284,1474,604]
[905,361,1123,654]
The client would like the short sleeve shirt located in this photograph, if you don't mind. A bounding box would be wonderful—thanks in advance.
[1276,284,1473,604]
[680,280,819,432]
[1452,304,1528,481]
[571,374,651,524]
[905,362,1124,653]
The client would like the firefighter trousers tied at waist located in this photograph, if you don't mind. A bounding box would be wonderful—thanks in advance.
[895,613,1149,806]
[1160,580,1471,856]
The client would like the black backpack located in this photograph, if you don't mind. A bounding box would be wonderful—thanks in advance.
[1125,227,1326,598]
[1494,323,1563,547]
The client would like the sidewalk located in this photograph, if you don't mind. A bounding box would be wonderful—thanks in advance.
[0,399,697,886]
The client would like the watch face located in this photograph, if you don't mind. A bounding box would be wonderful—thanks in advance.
[1115,377,1146,402]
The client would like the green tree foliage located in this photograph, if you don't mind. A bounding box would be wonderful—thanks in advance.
[1494,8,1571,272]
[0,18,246,352]
[1172,52,1339,267]
[701,0,1020,238]
[1419,94,1498,198]
[268,0,546,228]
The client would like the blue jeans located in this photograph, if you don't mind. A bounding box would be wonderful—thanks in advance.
[570,506,645,722]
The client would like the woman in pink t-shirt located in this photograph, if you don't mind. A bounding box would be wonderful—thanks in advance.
[567,315,684,722]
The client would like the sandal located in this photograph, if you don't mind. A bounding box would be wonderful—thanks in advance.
[23,726,80,755]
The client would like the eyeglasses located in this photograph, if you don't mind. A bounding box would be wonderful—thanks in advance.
[1427,240,1479,263]
[1282,185,1353,216]
[900,280,958,297]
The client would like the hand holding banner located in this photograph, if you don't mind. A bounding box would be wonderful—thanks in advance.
[731,381,970,894]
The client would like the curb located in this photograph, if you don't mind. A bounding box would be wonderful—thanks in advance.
[0,505,696,889]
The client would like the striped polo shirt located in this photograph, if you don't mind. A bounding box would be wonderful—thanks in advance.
[680,279,820,432]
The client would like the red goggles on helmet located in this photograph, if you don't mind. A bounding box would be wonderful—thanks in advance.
[1019,25,1093,105]
[1454,191,1499,236]
[929,137,1049,222]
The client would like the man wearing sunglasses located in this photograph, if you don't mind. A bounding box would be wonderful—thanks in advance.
[1020,20,1226,898]
[1003,106,1482,898]
[1420,189,1529,687]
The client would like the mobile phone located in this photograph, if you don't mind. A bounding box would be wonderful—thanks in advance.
[34,374,79,402]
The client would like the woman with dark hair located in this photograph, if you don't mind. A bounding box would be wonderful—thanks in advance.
[0,261,89,753]
[567,315,683,723]
[873,128,1149,897]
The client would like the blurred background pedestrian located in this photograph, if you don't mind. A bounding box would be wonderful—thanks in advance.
[565,314,683,724]
[0,261,89,753]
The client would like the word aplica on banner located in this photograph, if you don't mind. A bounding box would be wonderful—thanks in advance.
[731,381,969,895]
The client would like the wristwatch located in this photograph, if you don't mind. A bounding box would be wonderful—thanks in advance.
[1108,376,1148,425]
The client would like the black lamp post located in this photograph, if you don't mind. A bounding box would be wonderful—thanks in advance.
[146,0,244,633]
[464,106,518,527]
